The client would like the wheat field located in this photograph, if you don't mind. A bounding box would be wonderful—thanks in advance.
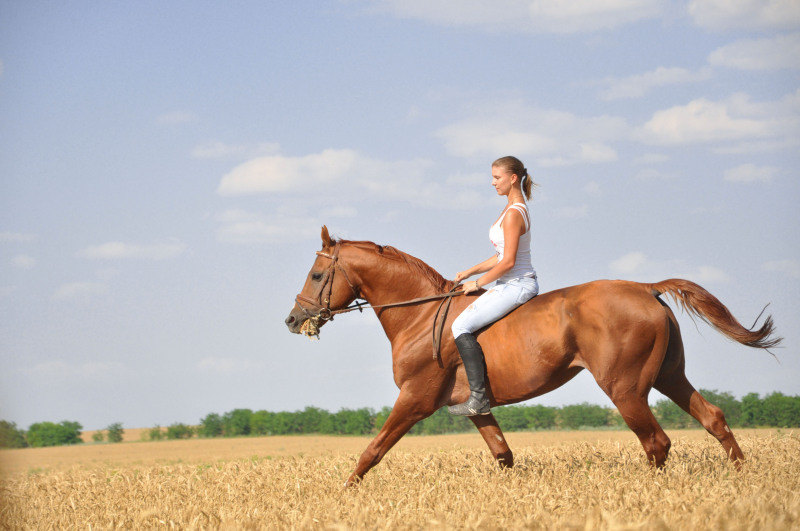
[1,429,798,529]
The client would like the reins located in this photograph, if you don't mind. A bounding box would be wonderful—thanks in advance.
[294,242,467,360]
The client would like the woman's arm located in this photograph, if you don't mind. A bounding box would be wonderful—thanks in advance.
[464,210,525,293]
[454,255,498,283]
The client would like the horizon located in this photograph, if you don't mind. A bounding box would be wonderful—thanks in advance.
[1,1,798,430]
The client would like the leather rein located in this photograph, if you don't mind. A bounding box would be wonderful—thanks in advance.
[294,242,466,360]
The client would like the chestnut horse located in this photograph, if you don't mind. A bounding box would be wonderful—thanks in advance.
[285,227,780,486]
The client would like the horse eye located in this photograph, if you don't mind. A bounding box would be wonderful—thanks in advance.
[311,272,323,281]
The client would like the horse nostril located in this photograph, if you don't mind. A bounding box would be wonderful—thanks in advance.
[285,315,295,325]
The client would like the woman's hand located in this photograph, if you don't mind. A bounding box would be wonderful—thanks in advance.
[454,271,471,283]
[462,279,481,294]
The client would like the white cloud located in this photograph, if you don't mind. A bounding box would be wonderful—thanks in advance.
[79,240,187,260]
[723,163,778,183]
[53,281,107,300]
[762,259,800,278]
[191,141,280,160]
[688,0,800,31]
[374,0,662,33]
[216,148,482,211]
[709,33,800,71]
[157,111,198,125]
[597,66,712,100]
[635,93,796,145]
[215,209,319,244]
[12,254,36,269]
[0,231,36,242]
[436,101,627,166]
[610,251,731,283]
[217,149,362,195]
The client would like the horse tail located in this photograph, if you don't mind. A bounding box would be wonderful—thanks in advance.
[648,278,782,350]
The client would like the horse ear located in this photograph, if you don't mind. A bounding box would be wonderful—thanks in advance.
[321,225,334,248]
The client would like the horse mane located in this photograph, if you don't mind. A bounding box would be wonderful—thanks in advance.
[335,238,455,293]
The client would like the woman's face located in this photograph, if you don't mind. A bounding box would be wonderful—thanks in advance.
[491,165,516,196]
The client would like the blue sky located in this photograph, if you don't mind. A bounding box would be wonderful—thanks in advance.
[1,1,798,430]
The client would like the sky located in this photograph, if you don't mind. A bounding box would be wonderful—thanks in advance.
[1,0,798,430]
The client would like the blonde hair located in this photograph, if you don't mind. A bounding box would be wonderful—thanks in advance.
[492,155,536,200]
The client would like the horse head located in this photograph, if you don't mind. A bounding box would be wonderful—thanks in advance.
[285,226,361,337]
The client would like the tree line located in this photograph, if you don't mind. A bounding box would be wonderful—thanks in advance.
[2,390,799,448]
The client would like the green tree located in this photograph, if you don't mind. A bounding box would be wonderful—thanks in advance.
[652,398,694,429]
[106,422,124,443]
[558,403,609,429]
[223,409,253,436]
[296,406,333,434]
[524,405,557,429]
[0,421,28,448]
[335,408,374,435]
[166,423,195,439]
[92,431,105,442]
[374,406,392,431]
[250,410,274,435]
[741,392,762,427]
[26,421,83,447]
[199,413,223,437]
[148,426,165,441]
[494,406,530,431]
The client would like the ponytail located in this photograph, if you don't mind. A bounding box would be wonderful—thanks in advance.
[493,155,537,200]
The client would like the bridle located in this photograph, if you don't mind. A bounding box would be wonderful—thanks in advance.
[294,242,362,324]
[293,241,467,360]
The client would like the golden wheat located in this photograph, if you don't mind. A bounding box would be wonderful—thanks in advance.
[1,430,798,529]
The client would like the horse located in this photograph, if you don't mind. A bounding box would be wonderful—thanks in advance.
[285,226,781,486]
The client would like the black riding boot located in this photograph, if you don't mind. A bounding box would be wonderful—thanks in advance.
[448,333,491,416]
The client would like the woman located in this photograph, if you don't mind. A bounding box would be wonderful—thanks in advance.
[449,155,539,416]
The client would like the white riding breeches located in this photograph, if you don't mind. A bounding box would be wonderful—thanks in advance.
[451,276,539,338]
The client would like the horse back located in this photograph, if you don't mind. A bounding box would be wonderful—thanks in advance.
[475,279,670,403]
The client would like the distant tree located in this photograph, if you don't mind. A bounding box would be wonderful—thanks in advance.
[0,420,28,448]
[270,411,297,435]
[652,398,695,429]
[494,406,529,431]
[741,392,762,427]
[166,423,195,439]
[524,405,557,429]
[223,409,253,436]
[26,421,82,447]
[297,406,334,434]
[335,408,374,435]
[251,410,274,435]
[106,422,124,443]
[761,392,800,427]
[199,413,223,437]
[558,403,608,429]
[374,407,393,432]
[92,431,105,443]
[148,426,165,441]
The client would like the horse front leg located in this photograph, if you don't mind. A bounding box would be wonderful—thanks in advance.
[345,386,437,487]
[470,413,513,468]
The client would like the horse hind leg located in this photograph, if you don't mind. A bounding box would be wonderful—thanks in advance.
[655,372,745,465]
[653,315,745,465]
[470,413,513,468]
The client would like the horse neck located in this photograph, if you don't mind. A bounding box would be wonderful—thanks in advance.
[343,245,450,342]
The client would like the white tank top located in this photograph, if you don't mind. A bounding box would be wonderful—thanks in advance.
[489,202,536,281]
